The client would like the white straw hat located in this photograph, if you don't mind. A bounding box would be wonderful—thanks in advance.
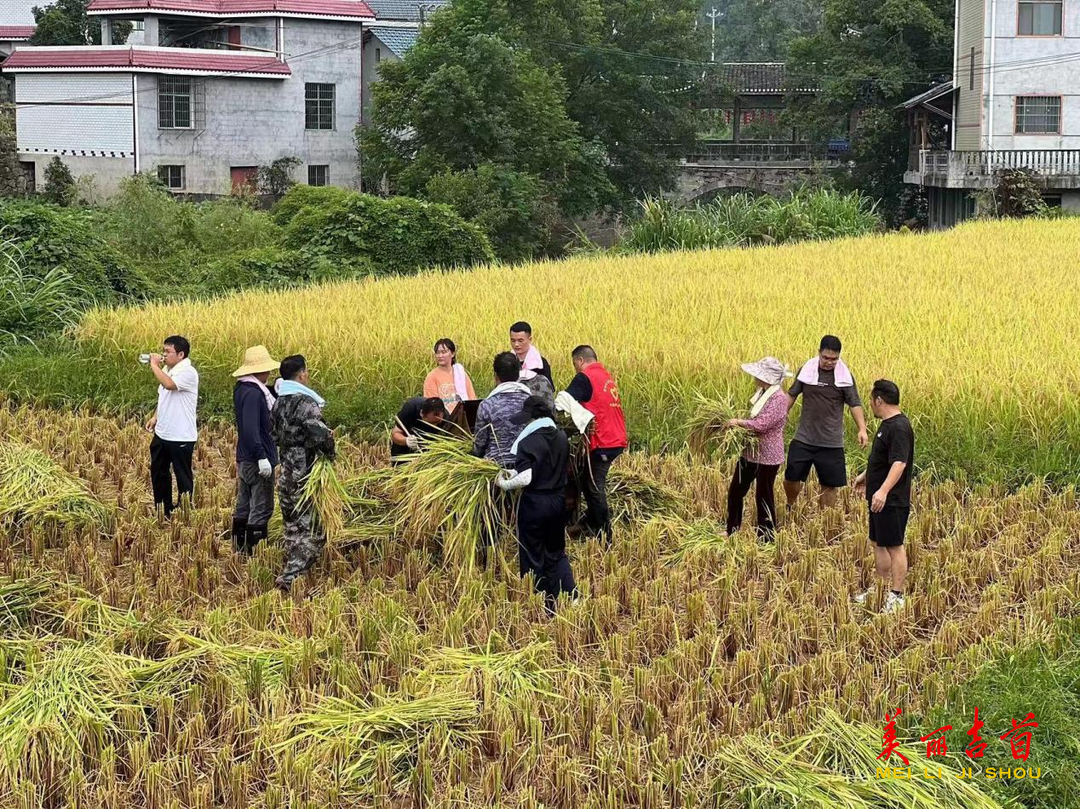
[740,357,790,386]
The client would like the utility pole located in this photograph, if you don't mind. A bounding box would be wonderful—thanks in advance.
[706,6,722,63]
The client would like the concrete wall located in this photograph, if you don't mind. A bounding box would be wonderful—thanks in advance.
[138,19,362,194]
[984,0,1080,148]
[955,0,986,149]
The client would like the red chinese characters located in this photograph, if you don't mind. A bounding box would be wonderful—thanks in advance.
[965,707,988,759]
[920,725,953,758]
[877,709,910,765]
[1000,713,1039,761]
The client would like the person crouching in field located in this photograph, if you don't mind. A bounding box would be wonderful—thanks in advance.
[853,380,914,614]
[496,395,578,610]
[271,355,335,594]
[231,345,279,556]
[724,357,790,542]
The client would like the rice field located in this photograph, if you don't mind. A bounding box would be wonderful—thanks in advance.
[71,218,1080,481]
[0,402,1076,808]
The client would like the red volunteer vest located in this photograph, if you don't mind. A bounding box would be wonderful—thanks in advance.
[582,363,628,452]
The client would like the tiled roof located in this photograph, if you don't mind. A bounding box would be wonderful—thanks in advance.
[369,25,417,57]
[87,0,374,19]
[364,0,447,22]
[0,25,35,40]
[3,46,291,76]
[721,62,817,95]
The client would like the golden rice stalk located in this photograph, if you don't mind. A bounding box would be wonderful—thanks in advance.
[608,465,684,523]
[298,456,347,543]
[276,689,480,789]
[386,438,506,578]
[685,394,758,463]
[0,441,110,529]
[658,517,730,566]
[414,640,566,703]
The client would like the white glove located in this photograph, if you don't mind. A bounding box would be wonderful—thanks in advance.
[496,468,532,491]
[257,458,273,478]
[405,435,420,451]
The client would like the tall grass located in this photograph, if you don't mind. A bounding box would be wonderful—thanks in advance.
[620,189,880,253]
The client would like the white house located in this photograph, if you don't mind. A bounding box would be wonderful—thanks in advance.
[904,0,1080,226]
[3,0,376,196]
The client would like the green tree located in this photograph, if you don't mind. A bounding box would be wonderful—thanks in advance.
[360,22,614,254]
[787,0,953,224]
[31,0,131,45]
[42,157,75,206]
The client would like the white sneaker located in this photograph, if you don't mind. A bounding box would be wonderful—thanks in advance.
[883,593,905,613]
[853,589,872,605]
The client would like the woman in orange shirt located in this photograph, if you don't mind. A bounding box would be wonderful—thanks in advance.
[423,338,476,413]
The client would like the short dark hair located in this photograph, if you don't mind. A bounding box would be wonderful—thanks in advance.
[164,335,190,359]
[279,354,306,380]
[820,335,842,354]
[871,379,900,405]
[571,345,597,362]
[420,396,446,416]
[509,321,532,336]
[493,351,520,383]
[434,338,456,356]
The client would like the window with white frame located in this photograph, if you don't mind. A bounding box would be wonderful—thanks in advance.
[157,165,185,190]
[158,77,193,129]
[305,83,335,130]
[1018,0,1062,35]
[308,165,329,186]
[1015,96,1061,134]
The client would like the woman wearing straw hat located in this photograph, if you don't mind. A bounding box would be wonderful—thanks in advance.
[724,357,791,542]
[231,345,280,555]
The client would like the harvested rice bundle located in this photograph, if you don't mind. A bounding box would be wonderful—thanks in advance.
[0,441,110,530]
[415,641,565,704]
[276,689,480,789]
[608,465,684,523]
[685,393,758,463]
[387,438,506,578]
[298,456,347,543]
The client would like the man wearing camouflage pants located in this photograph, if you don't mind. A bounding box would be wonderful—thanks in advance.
[271,354,335,594]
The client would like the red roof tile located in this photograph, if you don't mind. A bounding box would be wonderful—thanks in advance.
[0,26,36,40]
[87,0,373,18]
[3,46,291,76]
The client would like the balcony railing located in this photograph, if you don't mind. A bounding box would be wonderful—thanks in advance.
[917,149,1080,178]
[682,141,835,165]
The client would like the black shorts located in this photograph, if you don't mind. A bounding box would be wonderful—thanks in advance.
[784,440,847,488]
[869,506,910,547]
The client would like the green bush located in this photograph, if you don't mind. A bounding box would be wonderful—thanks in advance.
[197,246,372,293]
[42,157,76,206]
[423,164,556,263]
[0,199,144,301]
[271,185,355,227]
[620,189,881,253]
[283,191,495,274]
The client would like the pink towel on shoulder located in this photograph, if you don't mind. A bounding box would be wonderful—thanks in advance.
[797,356,853,387]
[518,345,544,381]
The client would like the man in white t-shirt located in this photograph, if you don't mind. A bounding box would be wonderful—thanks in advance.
[145,335,199,517]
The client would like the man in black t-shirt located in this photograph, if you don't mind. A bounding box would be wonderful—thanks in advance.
[390,396,447,463]
[853,379,914,614]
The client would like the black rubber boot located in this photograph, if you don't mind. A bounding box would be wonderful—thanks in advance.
[243,524,268,556]
[231,518,247,553]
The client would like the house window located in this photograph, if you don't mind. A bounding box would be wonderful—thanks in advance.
[158,76,193,129]
[305,83,335,130]
[157,165,185,190]
[1015,96,1062,134]
[375,47,381,62]
[308,165,329,186]
[1018,0,1062,35]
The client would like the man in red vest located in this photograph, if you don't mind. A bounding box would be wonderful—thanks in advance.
[564,345,628,543]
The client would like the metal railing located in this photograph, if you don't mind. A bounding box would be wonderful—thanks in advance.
[682,141,831,165]
[917,149,1080,178]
